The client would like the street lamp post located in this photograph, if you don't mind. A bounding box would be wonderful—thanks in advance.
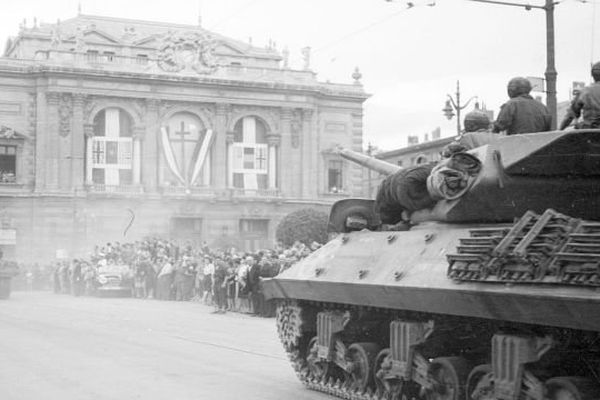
[442,80,478,135]
[468,0,557,129]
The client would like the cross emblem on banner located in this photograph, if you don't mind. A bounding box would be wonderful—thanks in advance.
[255,148,267,170]
[92,141,104,164]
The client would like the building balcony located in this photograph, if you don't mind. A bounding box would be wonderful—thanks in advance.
[158,186,217,198]
[84,184,144,195]
[230,188,282,200]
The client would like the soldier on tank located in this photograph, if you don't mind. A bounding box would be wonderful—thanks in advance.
[560,61,600,130]
[442,110,495,157]
[493,77,552,135]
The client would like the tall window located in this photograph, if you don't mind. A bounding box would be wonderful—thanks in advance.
[231,116,268,190]
[328,159,343,193]
[0,145,16,183]
[91,108,133,185]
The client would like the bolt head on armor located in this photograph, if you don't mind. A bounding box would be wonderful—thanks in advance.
[463,110,490,132]
[507,77,532,98]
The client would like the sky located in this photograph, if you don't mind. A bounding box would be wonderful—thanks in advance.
[1,0,599,151]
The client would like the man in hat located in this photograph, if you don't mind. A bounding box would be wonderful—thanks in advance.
[493,77,552,135]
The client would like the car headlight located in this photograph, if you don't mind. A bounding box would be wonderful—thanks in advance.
[98,276,108,284]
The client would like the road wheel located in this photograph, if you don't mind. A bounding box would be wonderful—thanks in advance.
[465,364,493,400]
[345,342,380,392]
[545,377,600,400]
[306,336,329,381]
[425,357,470,400]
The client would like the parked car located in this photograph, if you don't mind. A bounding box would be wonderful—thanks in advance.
[96,264,132,297]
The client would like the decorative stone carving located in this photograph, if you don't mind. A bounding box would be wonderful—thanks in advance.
[301,46,311,70]
[146,99,160,113]
[290,109,302,149]
[84,96,95,121]
[131,99,147,122]
[267,133,281,147]
[58,93,73,137]
[72,93,86,108]
[45,91,60,105]
[133,126,146,141]
[83,124,94,138]
[74,24,86,52]
[157,31,219,74]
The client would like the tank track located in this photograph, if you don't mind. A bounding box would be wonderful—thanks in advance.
[276,301,383,400]
[276,299,600,400]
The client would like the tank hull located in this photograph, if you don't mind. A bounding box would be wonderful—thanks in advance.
[264,225,600,332]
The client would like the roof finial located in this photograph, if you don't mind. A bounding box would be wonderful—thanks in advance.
[78,2,82,15]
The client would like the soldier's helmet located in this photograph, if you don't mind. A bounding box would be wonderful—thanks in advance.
[592,61,600,81]
[507,77,532,98]
[463,110,491,132]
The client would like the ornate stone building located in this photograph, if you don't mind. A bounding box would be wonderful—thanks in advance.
[0,14,368,261]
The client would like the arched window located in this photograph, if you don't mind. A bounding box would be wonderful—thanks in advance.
[160,112,209,187]
[89,108,133,185]
[230,116,269,190]
[415,154,428,165]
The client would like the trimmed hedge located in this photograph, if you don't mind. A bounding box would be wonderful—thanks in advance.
[276,208,328,247]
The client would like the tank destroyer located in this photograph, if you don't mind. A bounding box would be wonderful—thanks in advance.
[262,129,600,400]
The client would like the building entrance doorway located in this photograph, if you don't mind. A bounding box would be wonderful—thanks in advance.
[170,217,202,244]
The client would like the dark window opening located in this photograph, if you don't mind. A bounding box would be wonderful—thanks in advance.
[86,50,99,62]
[136,54,148,65]
[239,219,268,236]
[0,145,17,183]
[328,160,343,193]
[103,51,115,62]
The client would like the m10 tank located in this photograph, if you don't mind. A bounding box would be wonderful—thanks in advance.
[262,129,600,400]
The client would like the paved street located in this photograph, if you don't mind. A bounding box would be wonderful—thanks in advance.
[0,292,327,400]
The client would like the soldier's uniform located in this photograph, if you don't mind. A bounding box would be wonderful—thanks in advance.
[560,62,600,130]
[493,77,552,135]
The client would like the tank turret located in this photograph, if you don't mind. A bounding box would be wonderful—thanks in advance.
[337,129,600,224]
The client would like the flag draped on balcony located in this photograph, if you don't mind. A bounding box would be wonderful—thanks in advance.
[91,108,133,185]
[160,112,212,187]
[232,116,268,190]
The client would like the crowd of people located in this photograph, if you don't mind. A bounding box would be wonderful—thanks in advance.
[51,237,320,316]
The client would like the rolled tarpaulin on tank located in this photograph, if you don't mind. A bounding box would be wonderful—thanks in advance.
[427,152,482,201]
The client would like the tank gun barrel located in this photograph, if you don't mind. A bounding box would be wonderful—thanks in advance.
[335,147,400,176]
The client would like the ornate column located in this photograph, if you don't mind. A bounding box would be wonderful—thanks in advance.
[266,133,280,190]
[132,126,144,185]
[34,90,48,192]
[45,92,60,190]
[301,109,314,198]
[279,108,293,196]
[226,131,235,188]
[71,93,86,190]
[214,103,230,189]
[84,124,94,185]
[143,99,159,190]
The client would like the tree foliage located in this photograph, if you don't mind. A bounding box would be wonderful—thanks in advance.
[276,208,329,247]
